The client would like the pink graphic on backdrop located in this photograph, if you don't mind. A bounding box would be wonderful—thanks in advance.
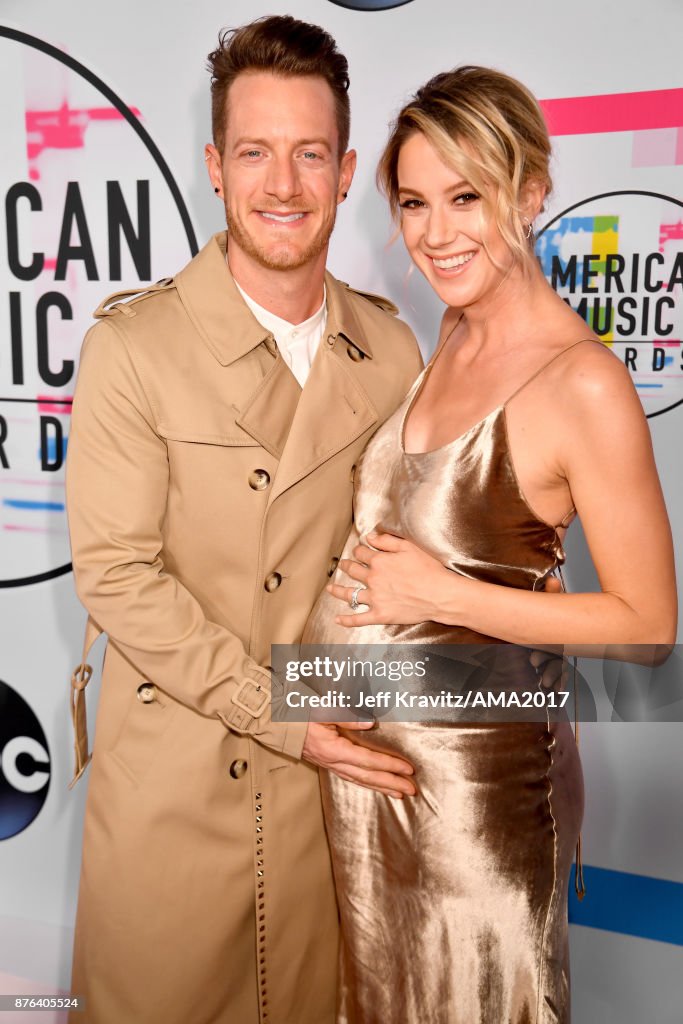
[37,396,73,415]
[660,220,683,248]
[632,128,679,168]
[676,128,683,165]
[25,102,141,180]
[540,87,683,136]
[540,88,683,172]
[659,219,683,312]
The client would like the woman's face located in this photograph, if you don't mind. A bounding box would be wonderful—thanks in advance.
[396,131,513,310]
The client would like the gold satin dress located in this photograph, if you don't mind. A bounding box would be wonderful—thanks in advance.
[302,345,586,1024]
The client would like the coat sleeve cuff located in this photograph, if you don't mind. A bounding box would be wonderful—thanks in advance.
[277,720,308,761]
[217,666,309,761]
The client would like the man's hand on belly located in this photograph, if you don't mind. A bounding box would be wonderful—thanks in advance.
[303,722,417,799]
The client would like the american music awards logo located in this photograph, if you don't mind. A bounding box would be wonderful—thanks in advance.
[0,27,196,587]
[537,88,683,420]
[537,191,683,419]
[0,679,50,840]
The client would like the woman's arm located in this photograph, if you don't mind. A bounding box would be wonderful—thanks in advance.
[330,350,677,656]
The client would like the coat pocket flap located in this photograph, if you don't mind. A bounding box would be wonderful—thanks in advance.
[157,423,260,447]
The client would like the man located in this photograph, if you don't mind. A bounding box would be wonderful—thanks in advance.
[66,15,422,1024]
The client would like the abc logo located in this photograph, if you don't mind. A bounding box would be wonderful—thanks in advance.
[0,680,51,839]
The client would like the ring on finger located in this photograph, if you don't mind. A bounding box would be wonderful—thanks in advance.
[349,585,367,611]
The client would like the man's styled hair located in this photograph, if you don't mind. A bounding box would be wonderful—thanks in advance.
[207,15,351,157]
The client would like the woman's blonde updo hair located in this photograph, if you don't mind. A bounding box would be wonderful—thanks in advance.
[377,65,553,270]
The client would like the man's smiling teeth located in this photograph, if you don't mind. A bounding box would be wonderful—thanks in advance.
[261,212,305,222]
[432,252,475,269]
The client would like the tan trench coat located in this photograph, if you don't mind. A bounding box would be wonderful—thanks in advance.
[66,232,422,1024]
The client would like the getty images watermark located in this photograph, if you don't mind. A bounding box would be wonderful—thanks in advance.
[270,644,683,724]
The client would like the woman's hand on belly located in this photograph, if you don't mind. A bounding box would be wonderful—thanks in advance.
[329,530,455,627]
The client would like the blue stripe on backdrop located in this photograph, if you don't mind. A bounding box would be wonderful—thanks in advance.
[2,499,65,511]
[569,865,683,946]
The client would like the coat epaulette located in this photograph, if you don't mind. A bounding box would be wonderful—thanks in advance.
[93,277,176,319]
[342,283,399,317]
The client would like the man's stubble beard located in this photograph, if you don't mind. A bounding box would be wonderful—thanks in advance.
[225,204,337,271]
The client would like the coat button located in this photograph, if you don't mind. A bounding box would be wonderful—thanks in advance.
[137,682,156,703]
[229,759,248,779]
[264,572,282,592]
[327,556,339,577]
[346,343,364,362]
[249,469,271,491]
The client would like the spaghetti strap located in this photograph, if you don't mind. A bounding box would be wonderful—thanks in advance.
[400,313,464,450]
[558,505,576,529]
[409,313,463,391]
[503,338,595,407]
[430,312,464,364]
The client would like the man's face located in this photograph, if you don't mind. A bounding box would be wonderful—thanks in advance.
[206,71,355,276]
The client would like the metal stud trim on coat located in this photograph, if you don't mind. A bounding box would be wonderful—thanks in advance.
[255,790,268,1020]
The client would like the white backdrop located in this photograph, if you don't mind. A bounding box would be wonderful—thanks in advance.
[0,1,681,1022]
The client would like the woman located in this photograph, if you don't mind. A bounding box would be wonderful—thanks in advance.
[302,67,677,1023]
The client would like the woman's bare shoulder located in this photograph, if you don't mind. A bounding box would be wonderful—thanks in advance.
[540,336,653,471]
[537,296,635,403]
[558,337,639,407]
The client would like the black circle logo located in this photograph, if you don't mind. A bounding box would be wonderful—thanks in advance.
[0,27,197,588]
[0,680,51,839]
[327,0,414,9]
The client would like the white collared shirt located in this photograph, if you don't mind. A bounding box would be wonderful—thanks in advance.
[234,280,327,388]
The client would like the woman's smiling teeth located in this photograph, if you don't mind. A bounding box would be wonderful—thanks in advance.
[432,251,475,269]
[260,211,305,223]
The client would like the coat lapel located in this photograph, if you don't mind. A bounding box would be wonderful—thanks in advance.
[174,235,378,482]
[175,232,301,459]
[235,356,301,460]
[268,274,378,503]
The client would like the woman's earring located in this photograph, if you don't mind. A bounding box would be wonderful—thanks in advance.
[523,216,533,240]
[214,187,220,195]
[342,191,348,198]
